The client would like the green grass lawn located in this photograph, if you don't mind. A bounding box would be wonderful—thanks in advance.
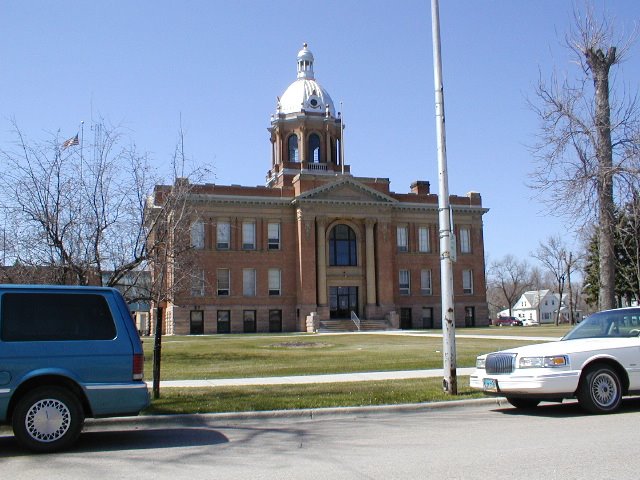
[142,328,571,414]
[143,332,547,380]
[144,377,484,415]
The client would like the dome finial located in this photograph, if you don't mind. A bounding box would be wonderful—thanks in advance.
[297,43,314,79]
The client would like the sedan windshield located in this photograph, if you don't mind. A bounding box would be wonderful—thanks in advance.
[563,309,640,340]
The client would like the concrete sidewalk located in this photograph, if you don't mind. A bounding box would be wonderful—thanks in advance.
[147,367,476,388]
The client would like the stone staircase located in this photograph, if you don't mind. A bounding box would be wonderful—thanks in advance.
[318,318,394,333]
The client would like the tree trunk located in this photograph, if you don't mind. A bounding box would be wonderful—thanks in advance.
[587,47,617,310]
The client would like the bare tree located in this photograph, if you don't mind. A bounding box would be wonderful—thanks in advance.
[533,236,581,325]
[488,255,532,319]
[529,5,640,310]
[0,119,156,290]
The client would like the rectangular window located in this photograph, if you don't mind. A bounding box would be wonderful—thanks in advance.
[217,310,230,334]
[242,221,256,250]
[460,227,471,253]
[418,227,430,253]
[243,310,257,333]
[190,310,204,335]
[269,309,283,332]
[243,268,256,296]
[399,269,410,295]
[422,307,434,329]
[191,269,205,297]
[216,221,230,250]
[420,269,432,295]
[1,293,116,341]
[397,225,408,252]
[462,269,473,294]
[217,268,230,296]
[268,268,281,296]
[191,221,205,249]
[268,222,281,250]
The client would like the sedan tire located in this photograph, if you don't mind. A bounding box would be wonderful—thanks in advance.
[577,365,622,414]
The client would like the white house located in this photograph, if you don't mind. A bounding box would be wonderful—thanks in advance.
[498,289,579,325]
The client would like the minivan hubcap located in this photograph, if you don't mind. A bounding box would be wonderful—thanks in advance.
[26,399,71,442]
[592,372,618,408]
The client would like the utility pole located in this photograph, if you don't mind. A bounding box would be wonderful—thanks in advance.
[431,0,457,394]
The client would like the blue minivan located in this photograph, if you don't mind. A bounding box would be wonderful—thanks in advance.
[0,285,150,452]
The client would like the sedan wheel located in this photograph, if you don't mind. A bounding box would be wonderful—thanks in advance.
[578,366,622,414]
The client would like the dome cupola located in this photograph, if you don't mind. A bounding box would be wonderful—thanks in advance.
[278,43,335,116]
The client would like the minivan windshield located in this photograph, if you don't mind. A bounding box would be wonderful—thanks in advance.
[563,308,640,340]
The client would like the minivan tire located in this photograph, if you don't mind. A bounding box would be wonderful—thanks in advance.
[12,386,84,453]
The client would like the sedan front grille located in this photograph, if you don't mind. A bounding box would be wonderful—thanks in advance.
[485,353,517,374]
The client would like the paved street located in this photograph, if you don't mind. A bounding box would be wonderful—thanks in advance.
[3,398,640,479]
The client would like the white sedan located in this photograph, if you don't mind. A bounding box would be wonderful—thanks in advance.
[470,307,640,413]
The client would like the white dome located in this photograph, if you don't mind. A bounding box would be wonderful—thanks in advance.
[277,44,335,116]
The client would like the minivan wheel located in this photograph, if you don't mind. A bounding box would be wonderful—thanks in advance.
[577,365,622,414]
[12,386,84,453]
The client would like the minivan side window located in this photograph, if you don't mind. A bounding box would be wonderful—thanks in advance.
[1,293,117,341]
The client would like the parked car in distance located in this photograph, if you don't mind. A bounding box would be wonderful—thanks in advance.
[470,307,640,414]
[521,318,539,327]
[494,316,520,326]
[0,285,149,452]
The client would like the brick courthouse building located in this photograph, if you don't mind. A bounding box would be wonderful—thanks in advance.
[150,44,489,335]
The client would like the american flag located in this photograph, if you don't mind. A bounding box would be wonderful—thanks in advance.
[62,134,79,149]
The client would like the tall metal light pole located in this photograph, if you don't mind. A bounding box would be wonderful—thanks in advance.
[431,0,457,394]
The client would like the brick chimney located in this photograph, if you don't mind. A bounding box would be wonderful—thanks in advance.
[410,181,430,195]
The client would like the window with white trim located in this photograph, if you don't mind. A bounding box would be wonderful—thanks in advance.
[242,221,256,250]
[420,269,432,295]
[217,268,230,296]
[191,220,205,249]
[418,227,430,253]
[462,269,473,294]
[191,269,205,297]
[217,221,230,250]
[460,227,471,253]
[399,269,410,295]
[268,222,280,250]
[268,268,281,296]
[397,226,408,252]
[243,268,256,296]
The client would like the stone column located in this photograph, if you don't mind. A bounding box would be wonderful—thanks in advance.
[365,218,377,306]
[316,216,328,306]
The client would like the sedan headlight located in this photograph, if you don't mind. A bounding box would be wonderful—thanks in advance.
[476,357,486,369]
[519,355,568,369]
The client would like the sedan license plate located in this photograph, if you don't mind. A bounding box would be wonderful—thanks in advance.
[483,378,498,393]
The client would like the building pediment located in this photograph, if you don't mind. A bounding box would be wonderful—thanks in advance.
[293,177,397,205]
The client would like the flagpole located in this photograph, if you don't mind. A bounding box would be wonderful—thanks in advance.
[431,0,457,395]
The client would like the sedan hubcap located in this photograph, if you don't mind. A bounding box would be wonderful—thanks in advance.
[591,372,618,408]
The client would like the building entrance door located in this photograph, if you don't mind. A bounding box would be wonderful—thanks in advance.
[329,286,358,319]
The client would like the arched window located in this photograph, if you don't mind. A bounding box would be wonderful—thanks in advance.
[308,133,321,163]
[288,135,299,163]
[329,224,357,266]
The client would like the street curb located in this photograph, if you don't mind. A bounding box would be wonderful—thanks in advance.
[85,397,508,430]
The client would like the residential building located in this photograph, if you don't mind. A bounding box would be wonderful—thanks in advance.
[148,44,490,334]
[501,289,580,324]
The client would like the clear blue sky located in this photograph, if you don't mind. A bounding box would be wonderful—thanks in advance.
[1,1,639,266]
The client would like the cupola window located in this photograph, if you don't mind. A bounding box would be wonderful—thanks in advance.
[308,133,321,163]
[288,135,299,163]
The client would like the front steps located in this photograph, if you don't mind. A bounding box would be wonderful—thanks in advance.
[318,318,394,333]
